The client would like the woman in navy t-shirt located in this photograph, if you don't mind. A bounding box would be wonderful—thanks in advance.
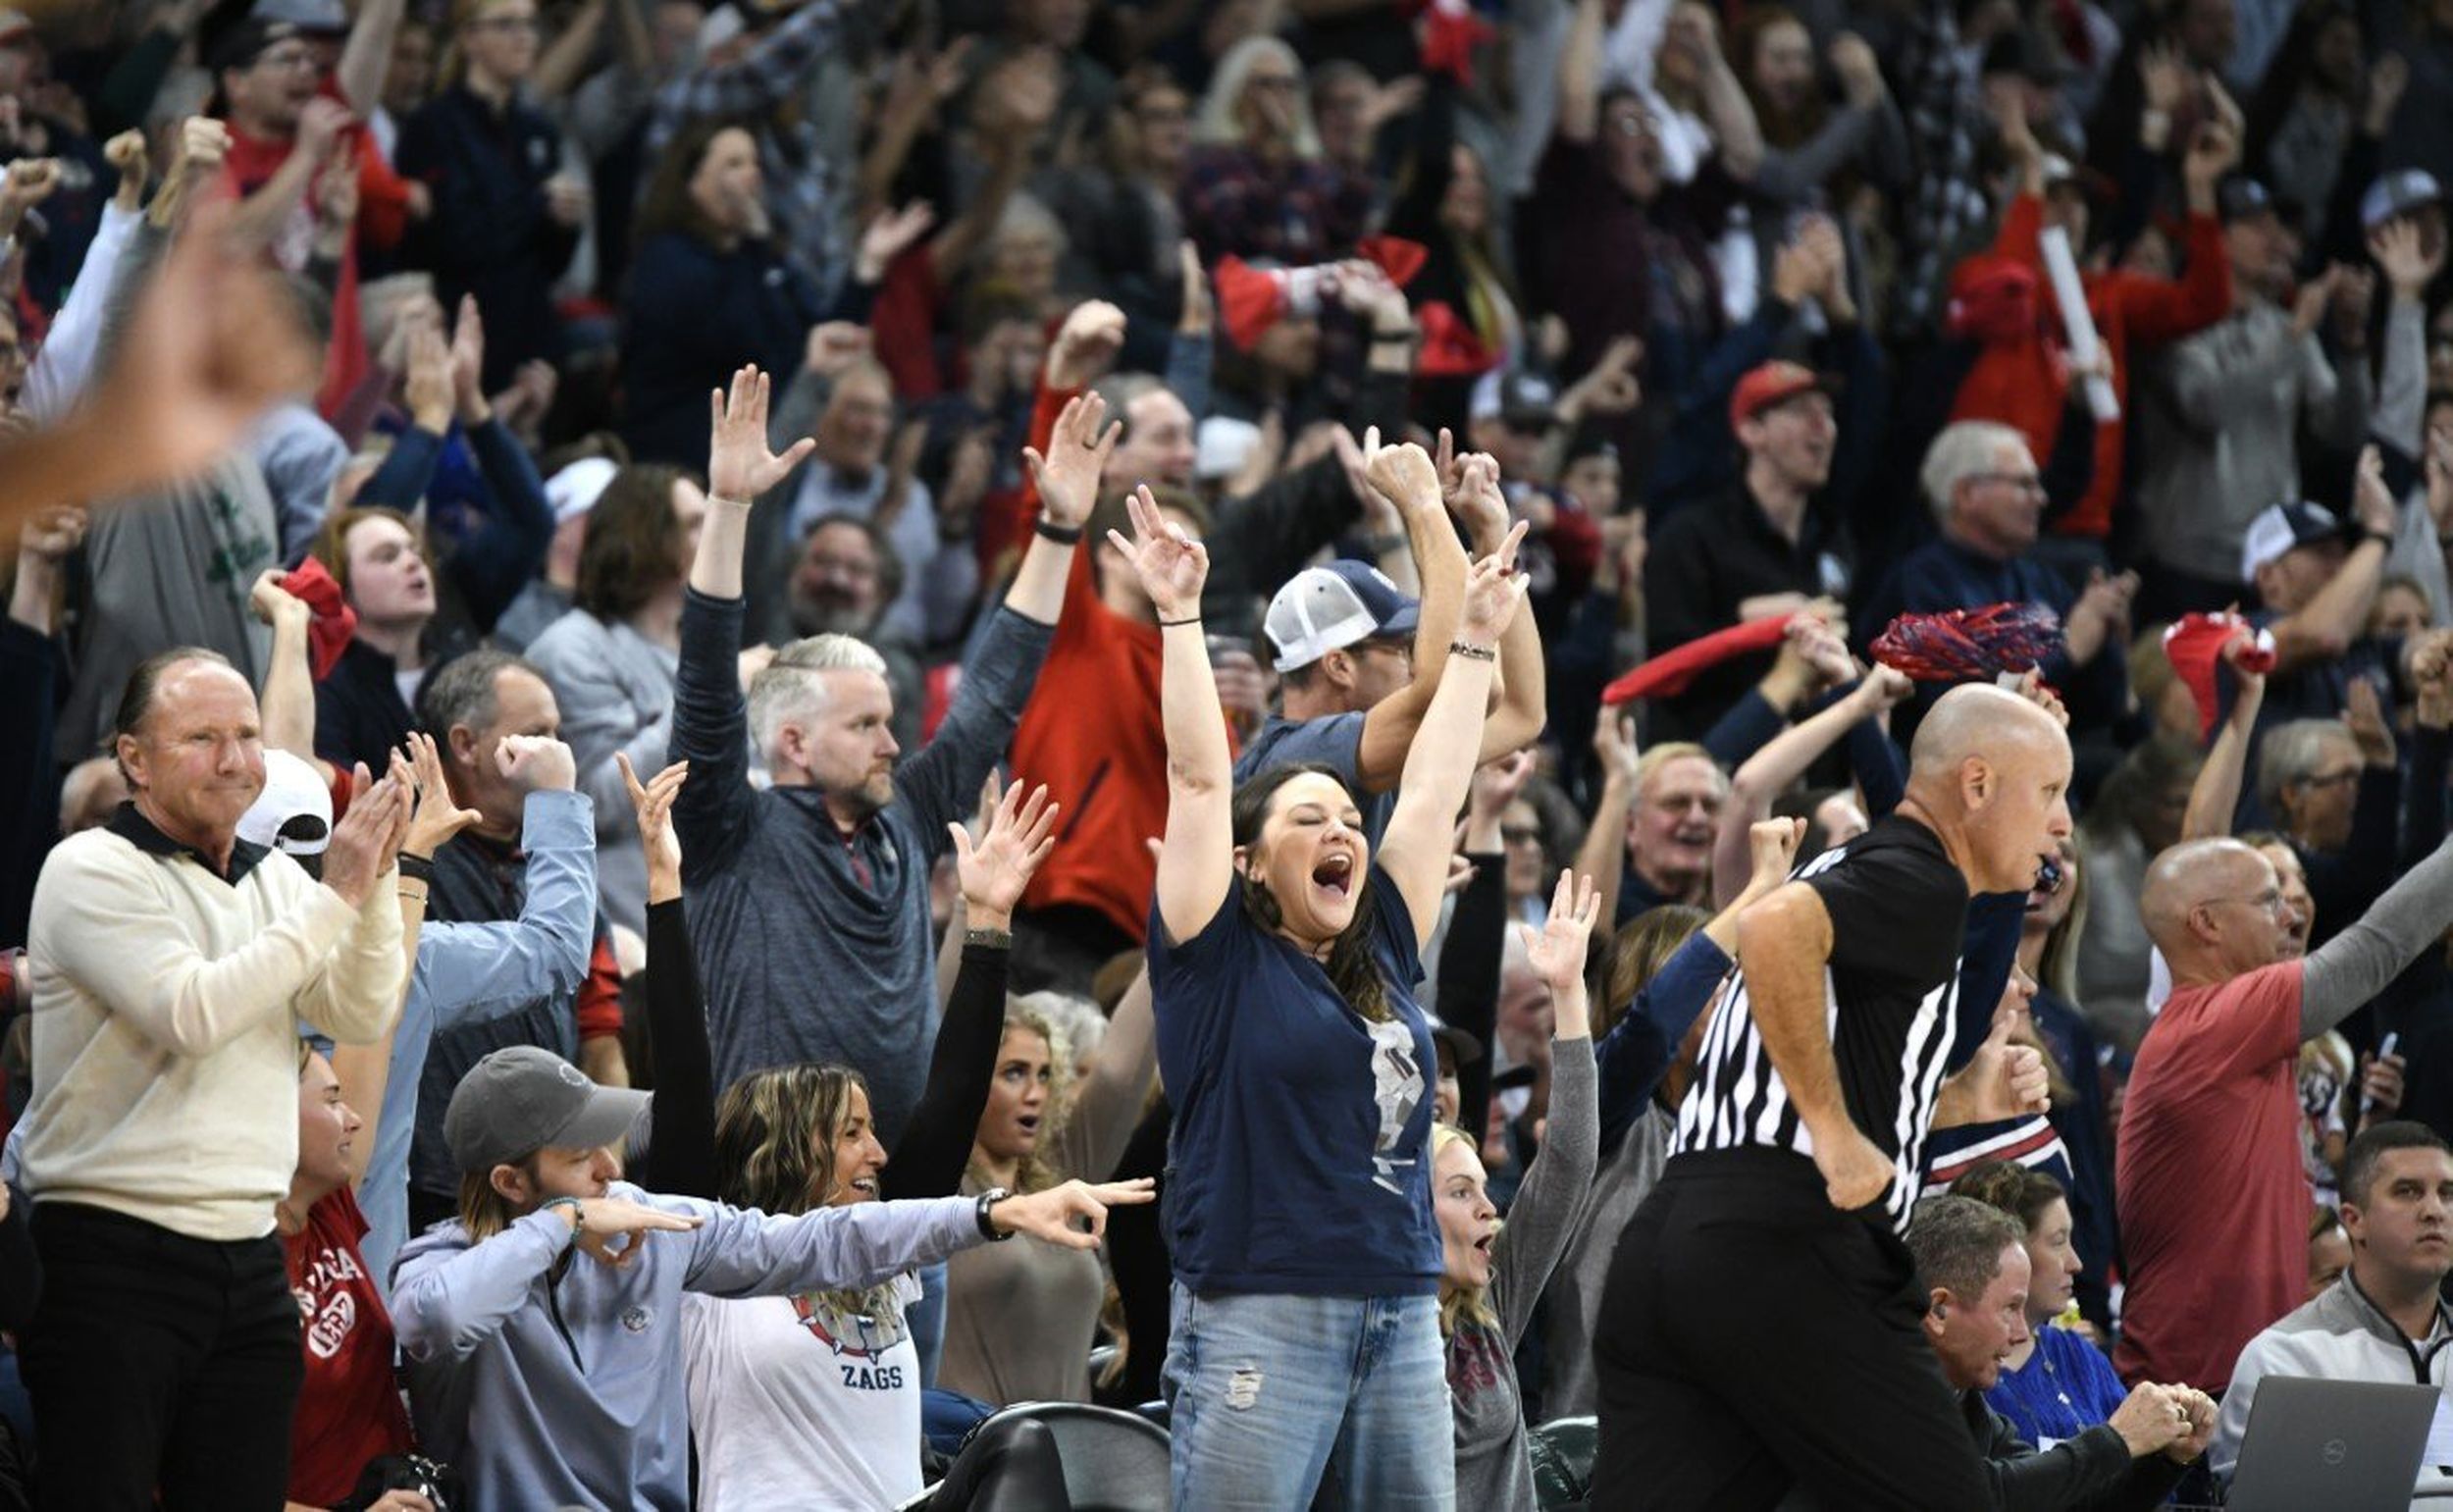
[1102,459,1529,1511]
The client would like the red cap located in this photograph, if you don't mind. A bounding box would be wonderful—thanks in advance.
[1727,360,1824,434]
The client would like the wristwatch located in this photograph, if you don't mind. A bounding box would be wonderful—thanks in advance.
[975,1186,1015,1241]
[541,1196,585,1248]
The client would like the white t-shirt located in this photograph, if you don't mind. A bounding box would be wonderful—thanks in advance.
[683,1274,925,1511]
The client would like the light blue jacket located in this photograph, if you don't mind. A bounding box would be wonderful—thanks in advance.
[392,1182,983,1511]
[361,790,596,1292]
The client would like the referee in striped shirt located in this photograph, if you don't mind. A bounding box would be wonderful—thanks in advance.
[1592,682,2072,1509]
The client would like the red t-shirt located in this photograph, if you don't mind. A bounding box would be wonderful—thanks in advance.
[2114,959,2307,1391]
[284,1186,413,1505]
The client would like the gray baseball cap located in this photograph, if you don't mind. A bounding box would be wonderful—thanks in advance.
[444,1046,651,1173]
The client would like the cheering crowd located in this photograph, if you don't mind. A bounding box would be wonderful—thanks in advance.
[4,0,2453,1505]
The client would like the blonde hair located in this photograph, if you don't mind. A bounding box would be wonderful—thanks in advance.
[1432,1124,1498,1337]
[968,1008,1075,1196]
[1196,37,1323,157]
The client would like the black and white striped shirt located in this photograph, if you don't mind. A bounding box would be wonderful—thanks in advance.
[1673,815,1971,1233]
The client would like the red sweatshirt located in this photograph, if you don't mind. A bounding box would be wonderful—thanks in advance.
[1950,193,2232,540]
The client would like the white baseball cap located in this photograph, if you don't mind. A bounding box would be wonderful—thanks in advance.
[1262,561,1421,673]
[236,750,334,860]
[545,456,620,526]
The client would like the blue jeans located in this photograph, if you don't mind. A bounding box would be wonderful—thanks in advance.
[1163,1284,1454,1510]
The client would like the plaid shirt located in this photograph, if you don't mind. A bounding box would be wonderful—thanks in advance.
[1896,1,1991,337]
[1179,145,1374,265]
[648,0,849,297]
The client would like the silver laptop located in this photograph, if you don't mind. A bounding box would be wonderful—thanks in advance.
[2228,1377,2441,1512]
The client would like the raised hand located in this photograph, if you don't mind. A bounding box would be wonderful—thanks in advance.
[1361,427,1440,513]
[496,733,578,794]
[1457,521,1532,646]
[950,777,1060,932]
[1177,238,1213,335]
[1592,709,1641,792]
[1829,32,1885,106]
[1105,484,1208,617]
[404,324,455,434]
[1047,299,1126,390]
[1523,869,1601,995]
[1470,748,1538,825]
[856,200,936,282]
[2353,443,2398,537]
[803,321,872,380]
[1748,815,1807,886]
[706,364,816,502]
[249,567,310,633]
[1854,662,1915,712]
[447,294,488,422]
[986,1177,1158,1250]
[403,731,482,860]
[1020,391,1121,529]
[616,753,690,904]
[19,503,85,563]
[323,763,413,908]
[2372,216,2445,300]
[2346,677,2396,768]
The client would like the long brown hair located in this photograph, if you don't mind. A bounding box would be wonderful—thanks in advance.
[574,463,693,621]
[1230,763,1389,1022]
[1598,905,1710,1041]
[635,118,748,249]
[716,1064,898,1318]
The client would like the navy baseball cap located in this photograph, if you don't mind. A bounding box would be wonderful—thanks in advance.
[2241,499,2357,583]
[1263,560,1421,673]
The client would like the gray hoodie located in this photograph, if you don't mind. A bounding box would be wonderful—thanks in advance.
[391,1182,983,1510]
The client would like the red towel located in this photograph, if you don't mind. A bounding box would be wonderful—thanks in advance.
[281,556,358,682]
[1870,603,2062,683]
[2163,612,2277,741]
[1214,238,1429,349]
[1601,617,1792,704]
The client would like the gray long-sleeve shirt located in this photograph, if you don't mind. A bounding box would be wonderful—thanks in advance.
[525,609,677,935]
[2137,299,2371,584]
[671,588,1050,1139]
[1450,1038,1598,1512]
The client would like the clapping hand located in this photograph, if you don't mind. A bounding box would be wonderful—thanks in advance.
[1105,484,1209,617]
[950,776,1060,932]
[403,731,481,861]
[1020,391,1121,531]
[707,364,816,502]
[616,753,690,905]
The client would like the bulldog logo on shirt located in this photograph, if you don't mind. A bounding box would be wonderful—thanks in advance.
[1366,1018,1426,1198]
[790,1294,910,1390]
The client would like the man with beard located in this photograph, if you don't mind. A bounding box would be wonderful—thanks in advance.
[2116,818,2453,1398]
[775,515,921,757]
[1613,744,1729,922]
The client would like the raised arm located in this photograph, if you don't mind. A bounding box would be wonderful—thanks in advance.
[1353,431,1473,790]
[1490,871,1603,1344]
[2181,634,2266,840]
[621,755,718,1202]
[1712,662,1909,908]
[1380,508,1530,948]
[335,0,407,115]
[1576,711,1641,929]
[1460,451,1549,759]
[1110,486,1231,943]
[892,781,1061,1200]
[339,735,480,1189]
[2268,446,2393,672]
[1010,390,1119,627]
[1557,0,1606,144]
[249,572,322,773]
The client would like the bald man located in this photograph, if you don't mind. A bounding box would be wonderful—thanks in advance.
[1593,684,2074,1509]
[2114,829,2453,1396]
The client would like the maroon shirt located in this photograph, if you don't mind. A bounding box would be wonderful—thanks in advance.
[285,1186,413,1504]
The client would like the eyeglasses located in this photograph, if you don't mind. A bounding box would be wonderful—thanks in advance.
[2200,888,2291,917]
[1971,472,2048,497]
[2294,768,2361,792]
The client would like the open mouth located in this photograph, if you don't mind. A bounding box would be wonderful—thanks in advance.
[1312,852,1354,897]
[1473,1231,1495,1255]
[1017,1115,1041,1137]
[848,1177,878,1197]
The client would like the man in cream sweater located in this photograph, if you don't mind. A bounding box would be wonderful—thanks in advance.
[19,647,411,1510]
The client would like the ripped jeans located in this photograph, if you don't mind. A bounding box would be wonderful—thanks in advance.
[1162,1283,1454,1510]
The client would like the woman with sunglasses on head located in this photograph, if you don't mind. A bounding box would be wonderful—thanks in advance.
[1120,438,1529,1510]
